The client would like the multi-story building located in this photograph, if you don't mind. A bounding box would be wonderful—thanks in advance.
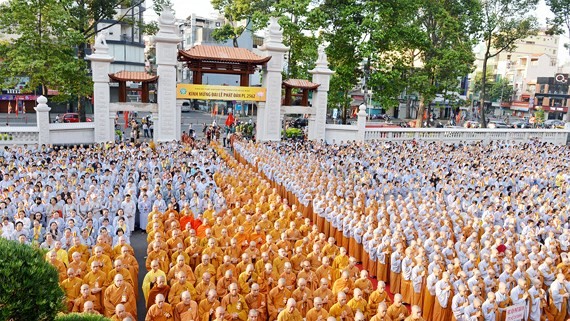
[176,13,259,87]
[96,3,146,74]
[470,30,560,115]
[534,74,569,120]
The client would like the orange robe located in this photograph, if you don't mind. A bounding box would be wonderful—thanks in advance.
[146,302,174,321]
[268,287,292,321]
[329,303,354,321]
[103,283,137,319]
[174,300,199,321]
[198,298,221,321]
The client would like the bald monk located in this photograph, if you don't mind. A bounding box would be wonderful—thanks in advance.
[306,297,329,321]
[298,260,319,292]
[168,254,196,285]
[195,272,217,302]
[221,283,249,321]
[117,245,139,288]
[194,254,216,283]
[291,278,313,316]
[147,275,171,309]
[354,270,373,301]
[245,283,268,321]
[276,298,302,321]
[103,274,137,318]
[332,271,354,297]
[386,294,409,321]
[72,284,101,313]
[332,248,350,280]
[68,252,88,279]
[143,259,167,303]
[432,272,453,321]
[82,300,101,315]
[47,250,67,282]
[329,292,355,321]
[268,278,293,321]
[314,278,334,312]
[169,271,198,306]
[258,263,278,295]
[370,302,392,321]
[146,293,174,321]
[83,261,108,310]
[404,305,425,321]
[198,289,221,321]
[61,268,82,309]
[174,290,198,321]
[280,262,297,291]
[110,303,135,321]
[347,288,368,318]
[88,246,113,275]
[238,264,257,295]
[368,281,391,317]
[422,266,440,321]
[108,259,134,290]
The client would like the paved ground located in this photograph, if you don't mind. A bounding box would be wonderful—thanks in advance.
[131,230,149,320]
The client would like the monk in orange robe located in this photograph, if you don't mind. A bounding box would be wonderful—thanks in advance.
[329,292,355,321]
[103,274,137,319]
[147,275,171,309]
[174,291,199,321]
[268,278,292,321]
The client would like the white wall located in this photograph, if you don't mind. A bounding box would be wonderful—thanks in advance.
[49,123,96,145]
[324,124,358,144]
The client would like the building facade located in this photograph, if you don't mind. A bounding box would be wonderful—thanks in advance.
[535,74,569,120]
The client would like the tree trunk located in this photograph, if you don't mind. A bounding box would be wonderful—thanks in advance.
[405,95,411,119]
[233,37,239,48]
[342,91,348,124]
[479,55,489,128]
[415,96,425,128]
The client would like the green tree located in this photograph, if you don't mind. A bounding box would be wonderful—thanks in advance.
[315,0,364,124]
[0,0,92,98]
[411,0,479,127]
[0,239,65,321]
[211,0,271,47]
[476,0,538,127]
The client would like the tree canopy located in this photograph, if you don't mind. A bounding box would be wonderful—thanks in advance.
[0,239,65,321]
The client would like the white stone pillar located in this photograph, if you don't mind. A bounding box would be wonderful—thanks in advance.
[154,5,181,142]
[309,46,334,141]
[257,17,289,142]
[356,105,367,141]
[87,33,114,143]
[35,96,51,145]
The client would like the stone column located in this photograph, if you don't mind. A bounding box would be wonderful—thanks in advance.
[356,104,367,141]
[309,46,334,141]
[257,17,289,142]
[35,96,51,145]
[87,33,114,143]
[154,5,181,142]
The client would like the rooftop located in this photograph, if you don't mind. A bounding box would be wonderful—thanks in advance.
[108,71,158,83]
[283,79,320,90]
[178,45,271,64]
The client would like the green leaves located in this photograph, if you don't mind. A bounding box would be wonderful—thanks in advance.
[0,239,65,321]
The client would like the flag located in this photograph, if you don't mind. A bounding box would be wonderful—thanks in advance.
[7,101,11,114]
[225,112,235,127]
[124,111,129,128]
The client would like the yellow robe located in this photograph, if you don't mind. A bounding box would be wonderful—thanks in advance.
[329,303,355,321]
[142,269,166,302]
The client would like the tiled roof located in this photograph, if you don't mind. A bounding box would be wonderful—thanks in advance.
[283,79,320,89]
[178,45,271,64]
[109,71,158,82]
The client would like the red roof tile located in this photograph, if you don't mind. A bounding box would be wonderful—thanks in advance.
[109,71,158,82]
[283,79,320,90]
[178,45,271,64]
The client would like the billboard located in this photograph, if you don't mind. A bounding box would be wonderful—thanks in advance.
[177,84,267,102]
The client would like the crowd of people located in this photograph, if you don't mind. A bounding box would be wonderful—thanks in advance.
[235,139,570,321]
[3,135,570,321]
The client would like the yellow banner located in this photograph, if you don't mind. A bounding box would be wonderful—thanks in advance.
[177,84,267,102]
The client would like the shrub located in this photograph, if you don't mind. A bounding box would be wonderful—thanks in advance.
[0,238,65,321]
[55,313,112,321]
